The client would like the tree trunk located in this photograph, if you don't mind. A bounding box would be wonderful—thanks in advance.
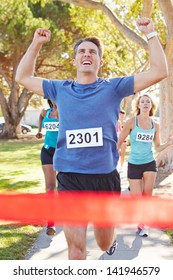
[0,76,33,139]
[156,64,173,170]
[0,122,21,139]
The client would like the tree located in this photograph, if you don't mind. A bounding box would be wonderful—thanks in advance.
[2,0,173,170]
[0,0,78,138]
[51,0,173,169]
[0,0,146,138]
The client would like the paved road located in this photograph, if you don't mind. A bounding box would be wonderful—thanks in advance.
[25,163,173,260]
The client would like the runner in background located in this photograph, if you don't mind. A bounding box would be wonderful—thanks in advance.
[117,93,173,237]
[36,99,59,236]
[116,109,127,172]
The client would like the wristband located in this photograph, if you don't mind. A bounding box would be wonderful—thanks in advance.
[146,31,157,40]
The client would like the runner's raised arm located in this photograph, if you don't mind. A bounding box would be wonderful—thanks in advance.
[15,28,51,96]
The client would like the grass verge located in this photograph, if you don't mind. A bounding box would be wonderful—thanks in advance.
[0,138,44,259]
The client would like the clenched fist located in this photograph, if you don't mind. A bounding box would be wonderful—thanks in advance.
[33,28,51,45]
[136,18,154,35]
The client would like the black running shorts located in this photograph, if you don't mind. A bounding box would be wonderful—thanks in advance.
[57,169,121,193]
[128,160,157,179]
[40,146,55,165]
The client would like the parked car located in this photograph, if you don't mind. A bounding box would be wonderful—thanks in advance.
[20,124,32,134]
[0,122,32,134]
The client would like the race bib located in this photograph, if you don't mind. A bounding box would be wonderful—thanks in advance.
[66,127,103,149]
[44,122,59,131]
[136,132,154,142]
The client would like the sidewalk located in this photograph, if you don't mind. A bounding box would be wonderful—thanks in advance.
[25,164,173,260]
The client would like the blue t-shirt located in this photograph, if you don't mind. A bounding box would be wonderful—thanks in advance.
[42,108,59,149]
[43,77,134,173]
[128,116,155,164]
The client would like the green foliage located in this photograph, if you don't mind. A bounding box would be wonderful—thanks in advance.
[0,0,168,139]
[0,0,48,48]
[165,230,173,244]
[152,1,167,44]
[0,0,83,126]
[31,0,51,8]
[0,0,84,82]
[28,1,78,79]
[69,5,143,76]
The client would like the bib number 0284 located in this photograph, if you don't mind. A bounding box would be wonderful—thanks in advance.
[66,127,103,149]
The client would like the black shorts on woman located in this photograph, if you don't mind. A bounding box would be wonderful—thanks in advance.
[41,146,55,165]
[57,169,121,193]
[128,160,157,179]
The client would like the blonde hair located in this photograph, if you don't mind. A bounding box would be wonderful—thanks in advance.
[132,93,157,116]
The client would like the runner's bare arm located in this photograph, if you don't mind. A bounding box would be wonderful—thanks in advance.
[134,18,168,94]
[15,28,51,96]
[154,122,173,152]
[36,108,46,139]
[117,118,133,150]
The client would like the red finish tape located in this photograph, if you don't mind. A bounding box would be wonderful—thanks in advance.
[0,192,172,228]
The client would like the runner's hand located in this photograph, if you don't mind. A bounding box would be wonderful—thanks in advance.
[33,28,51,45]
[136,18,154,35]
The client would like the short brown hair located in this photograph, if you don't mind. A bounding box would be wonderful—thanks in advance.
[73,37,104,59]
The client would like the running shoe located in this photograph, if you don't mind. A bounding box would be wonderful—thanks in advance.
[106,240,118,255]
[46,226,56,236]
[137,225,148,237]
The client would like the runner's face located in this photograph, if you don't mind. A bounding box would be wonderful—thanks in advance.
[138,96,152,113]
[73,41,102,74]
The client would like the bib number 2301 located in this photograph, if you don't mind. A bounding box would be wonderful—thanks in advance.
[66,127,103,148]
